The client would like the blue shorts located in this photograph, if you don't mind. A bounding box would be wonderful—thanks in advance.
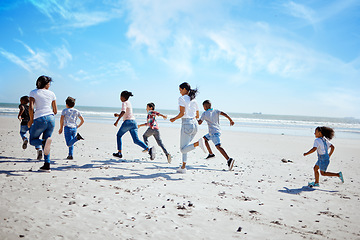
[204,133,221,146]
[315,154,330,172]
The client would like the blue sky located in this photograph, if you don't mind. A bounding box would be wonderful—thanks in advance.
[0,0,359,118]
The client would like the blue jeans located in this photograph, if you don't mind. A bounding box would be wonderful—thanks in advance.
[117,120,148,151]
[180,118,198,163]
[29,115,55,163]
[64,126,78,156]
[20,125,29,140]
[21,125,41,149]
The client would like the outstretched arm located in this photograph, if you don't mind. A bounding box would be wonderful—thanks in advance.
[114,111,125,127]
[170,106,185,122]
[220,112,234,126]
[158,113,167,120]
[303,147,317,156]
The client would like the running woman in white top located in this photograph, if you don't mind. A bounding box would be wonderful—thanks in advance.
[170,82,207,173]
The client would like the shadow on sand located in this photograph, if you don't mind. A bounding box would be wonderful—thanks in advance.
[278,186,339,194]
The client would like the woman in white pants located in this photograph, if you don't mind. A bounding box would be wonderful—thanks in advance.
[170,82,206,173]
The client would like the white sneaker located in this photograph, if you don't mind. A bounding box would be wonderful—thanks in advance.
[166,154,172,164]
[44,138,52,155]
[198,138,207,153]
[176,167,186,174]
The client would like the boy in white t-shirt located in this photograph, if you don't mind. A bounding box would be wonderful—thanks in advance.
[59,97,84,159]
[198,100,235,171]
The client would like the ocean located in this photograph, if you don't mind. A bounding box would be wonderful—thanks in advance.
[1,103,360,139]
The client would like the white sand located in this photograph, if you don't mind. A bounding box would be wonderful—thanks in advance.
[0,116,359,239]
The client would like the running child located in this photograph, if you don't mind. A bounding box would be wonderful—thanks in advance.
[58,97,85,159]
[138,102,172,163]
[18,96,42,158]
[303,126,344,187]
[198,100,235,171]
[113,91,156,160]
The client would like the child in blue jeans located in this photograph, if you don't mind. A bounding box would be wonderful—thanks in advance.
[59,97,85,159]
[113,91,156,160]
[18,96,42,159]
[303,126,344,187]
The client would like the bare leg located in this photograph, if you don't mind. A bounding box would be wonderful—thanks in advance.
[204,138,213,155]
[320,171,340,177]
[216,144,229,160]
[314,165,320,183]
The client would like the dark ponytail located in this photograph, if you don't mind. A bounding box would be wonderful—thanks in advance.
[179,82,198,101]
[120,90,133,101]
[36,75,52,89]
[316,126,335,140]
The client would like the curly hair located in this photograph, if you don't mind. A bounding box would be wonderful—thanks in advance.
[316,126,335,140]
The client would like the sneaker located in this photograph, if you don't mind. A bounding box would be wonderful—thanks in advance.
[37,149,43,160]
[76,133,84,141]
[206,154,215,159]
[176,167,186,174]
[22,139,28,150]
[198,138,207,153]
[227,158,235,171]
[166,153,172,164]
[149,147,156,160]
[113,152,123,158]
[308,182,320,187]
[39,163,51,172]
[66,155,74,160]
[44,138,52,156]
[339,172,344,183]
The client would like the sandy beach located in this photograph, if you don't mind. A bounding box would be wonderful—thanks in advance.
[0,116,359,239]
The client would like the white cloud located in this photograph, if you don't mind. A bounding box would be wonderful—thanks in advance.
[68,60,138,83]
[28,0,123,29]
[0,41,49,73]
[54,45,72,69]
[282,1,316,25]
[0,48,32,72]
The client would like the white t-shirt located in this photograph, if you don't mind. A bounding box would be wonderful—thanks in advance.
[178,95,199,119]
[121,100,135,120]
[61,108,82,128]
[313,137,332,155]
[29,89,56,119]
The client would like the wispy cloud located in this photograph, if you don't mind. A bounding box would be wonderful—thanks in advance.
[0,40,49,73]
[125,1,360,87]
[282,0,359,27]
[282,1,316,25]
[27,0,123,29]
[68,60,138,84]
[0,48,32,72]
[53,45,72,69]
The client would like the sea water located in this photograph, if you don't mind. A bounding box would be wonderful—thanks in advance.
[1,103,359,139]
